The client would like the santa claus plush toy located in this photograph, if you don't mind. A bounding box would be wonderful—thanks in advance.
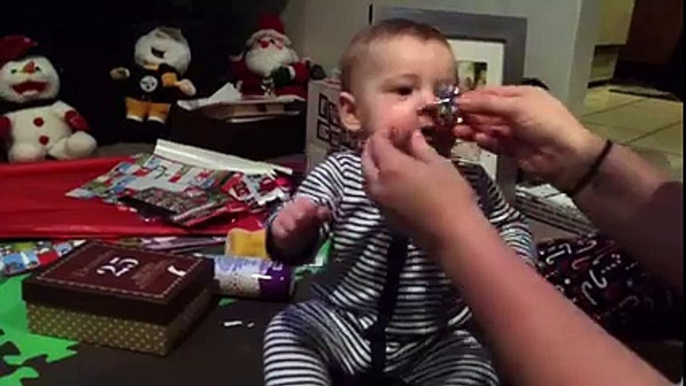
[0,36,96,163]
[230,15,312,99]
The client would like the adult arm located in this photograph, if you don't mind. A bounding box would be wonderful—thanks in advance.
[457,86,683,293]
[362,129,672,386]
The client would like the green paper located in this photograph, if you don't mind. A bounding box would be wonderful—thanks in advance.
[295,240,331,281]
[218,298,238,307]
[0,367,39,386]
[0,276,77,368]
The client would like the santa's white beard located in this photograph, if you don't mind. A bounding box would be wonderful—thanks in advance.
[245,46,297,78]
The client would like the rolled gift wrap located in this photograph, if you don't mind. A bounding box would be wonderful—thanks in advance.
[211,256,295,302]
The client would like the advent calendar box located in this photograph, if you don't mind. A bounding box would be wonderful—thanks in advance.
[23,243,214,356]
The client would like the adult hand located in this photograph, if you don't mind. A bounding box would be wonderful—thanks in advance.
[363,128,480,251]
[456,86,606,191]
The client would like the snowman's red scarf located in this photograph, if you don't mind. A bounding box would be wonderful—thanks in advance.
[0,98,58,116]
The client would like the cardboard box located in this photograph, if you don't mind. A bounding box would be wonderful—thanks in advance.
[306,80,518,201]
[170,104,307,161]
[516,184,597,236]
[23,243,214,356]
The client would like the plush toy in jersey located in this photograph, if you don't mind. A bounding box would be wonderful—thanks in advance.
[0,36,96,163]
[111,27,196,125]
[230,15,323,99]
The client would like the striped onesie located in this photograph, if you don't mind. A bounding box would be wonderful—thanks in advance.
[264,151,535,386]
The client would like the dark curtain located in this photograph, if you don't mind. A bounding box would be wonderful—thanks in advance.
[1,0,287,145]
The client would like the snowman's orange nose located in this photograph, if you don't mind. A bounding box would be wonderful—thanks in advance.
[22,61,37,74]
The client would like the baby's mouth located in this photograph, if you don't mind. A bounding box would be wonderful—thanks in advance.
[421,126,435,144]
[421,126,454,157]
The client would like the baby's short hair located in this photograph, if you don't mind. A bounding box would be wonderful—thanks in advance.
[340,19,451,92]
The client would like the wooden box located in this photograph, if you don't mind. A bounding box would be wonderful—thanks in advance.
[23,243,214,356]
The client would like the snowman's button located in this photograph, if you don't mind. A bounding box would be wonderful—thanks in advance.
[34,117,45,127]
[39,135,50,146]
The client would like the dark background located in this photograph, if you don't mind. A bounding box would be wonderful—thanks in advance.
[1,0,288,145]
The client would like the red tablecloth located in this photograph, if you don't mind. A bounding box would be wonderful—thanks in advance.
[0,158,262,239]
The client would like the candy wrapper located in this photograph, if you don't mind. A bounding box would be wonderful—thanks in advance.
[201,255,295,302]
[0,240,86,277]
[119,187,247,228]
[221,173,291,214]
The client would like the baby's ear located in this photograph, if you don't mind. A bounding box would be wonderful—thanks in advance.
[338,92,362,134]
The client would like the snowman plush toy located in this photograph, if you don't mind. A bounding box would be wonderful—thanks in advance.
[0,36,96,163]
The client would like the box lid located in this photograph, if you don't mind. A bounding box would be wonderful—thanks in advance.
[23,243,214,325]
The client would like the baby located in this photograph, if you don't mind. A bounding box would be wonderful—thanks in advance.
[264,19,535,386]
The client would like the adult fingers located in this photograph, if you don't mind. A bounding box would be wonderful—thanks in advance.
[462,113,509,127]
[362,135,381,184]
[459,91,520,118]
[453,124,476,141]
[473,132,503,154]
[407,130,440,163]
[367,127,413,172]
[468,85,527,98]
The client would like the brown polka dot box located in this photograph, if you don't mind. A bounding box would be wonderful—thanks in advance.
[22,242,214,356]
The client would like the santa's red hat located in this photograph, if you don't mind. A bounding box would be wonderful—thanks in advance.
[247,15,291,48]
[0,36,38,68]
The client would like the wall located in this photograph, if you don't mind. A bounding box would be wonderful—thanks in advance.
[597,0,635,46]
[283,0,601,115]
[282,0,371,75]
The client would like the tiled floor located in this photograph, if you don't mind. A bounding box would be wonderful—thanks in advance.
[583,86,683,181]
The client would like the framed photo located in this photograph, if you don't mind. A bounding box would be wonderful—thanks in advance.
[328,101,341,127]
[318,94,330,121]
[317,121,331,142]
[330,130,342,149]
[375,7,528,201]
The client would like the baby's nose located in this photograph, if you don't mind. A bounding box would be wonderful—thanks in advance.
[420,90,435,106]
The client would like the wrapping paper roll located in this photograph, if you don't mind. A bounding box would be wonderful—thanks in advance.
[211,256,295,302]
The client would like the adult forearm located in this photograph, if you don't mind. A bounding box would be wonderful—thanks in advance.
[433,207,671,386]
[573,144,683,293]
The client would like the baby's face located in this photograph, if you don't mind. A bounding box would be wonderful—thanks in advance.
[345,36,457,154]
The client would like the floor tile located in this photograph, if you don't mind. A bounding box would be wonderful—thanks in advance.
[585,123,648,144]
[631,146,674,172]
[631,123,683,155]
[664,153,684,181]
[584,99,683,133]
[584,87,645,115]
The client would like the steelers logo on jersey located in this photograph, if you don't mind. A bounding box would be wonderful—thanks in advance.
[140,76,159,93]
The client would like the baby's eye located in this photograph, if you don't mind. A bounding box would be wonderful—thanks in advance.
[395,87,414,97]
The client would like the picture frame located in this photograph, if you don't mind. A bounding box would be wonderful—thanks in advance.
[375,7,528,201]
[317,120,331,142]
[330,130,342,149]
[318,94,330,121]
[328,101,341,127]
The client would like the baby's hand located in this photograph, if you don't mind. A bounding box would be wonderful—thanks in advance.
[271,198,331,255]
